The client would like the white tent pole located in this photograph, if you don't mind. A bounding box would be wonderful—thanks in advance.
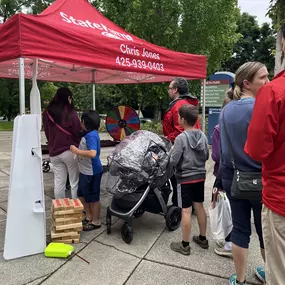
[202,79,206,133]
[30,59,42,130]
[91,70,96,110]
[92,83,96,110]
[19,58,25,115]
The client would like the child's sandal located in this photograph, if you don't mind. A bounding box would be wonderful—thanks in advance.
[82,218,91,226]
[83,223,101,231]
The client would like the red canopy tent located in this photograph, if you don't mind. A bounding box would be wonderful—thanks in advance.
[0,0,207,129]
[0,0,207,82]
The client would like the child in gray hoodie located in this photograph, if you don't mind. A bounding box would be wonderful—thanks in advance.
[170,104,209,255]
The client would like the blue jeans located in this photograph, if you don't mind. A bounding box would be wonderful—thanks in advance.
[222,178,264,249]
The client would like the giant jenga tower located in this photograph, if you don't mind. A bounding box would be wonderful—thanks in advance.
[51,198,84,244]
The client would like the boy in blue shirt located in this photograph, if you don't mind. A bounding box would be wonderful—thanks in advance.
[70,111,103,231]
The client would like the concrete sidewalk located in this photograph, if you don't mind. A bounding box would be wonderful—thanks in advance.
[0,131,263,285]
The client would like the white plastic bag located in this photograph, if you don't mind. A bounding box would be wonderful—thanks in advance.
[209,191,232,240]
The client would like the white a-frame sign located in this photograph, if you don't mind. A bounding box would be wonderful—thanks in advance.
[4,114,46,260]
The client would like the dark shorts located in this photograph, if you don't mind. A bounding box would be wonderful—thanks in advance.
[177,181,205,208]
[77,172,102,203]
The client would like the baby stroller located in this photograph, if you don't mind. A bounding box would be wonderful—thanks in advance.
[105,130,182,244]
[42,144,51,172]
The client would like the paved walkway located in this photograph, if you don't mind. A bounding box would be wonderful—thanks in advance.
[0,132,263,285]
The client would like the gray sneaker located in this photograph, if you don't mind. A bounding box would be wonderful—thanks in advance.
[214,247,233,257]
[170,242,191,255]
[193,235,209,249]
[216,240,225,248]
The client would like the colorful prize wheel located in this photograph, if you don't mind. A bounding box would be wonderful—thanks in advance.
[105,105,140,141]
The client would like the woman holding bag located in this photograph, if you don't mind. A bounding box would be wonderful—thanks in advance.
[43,87,81,199]
[219,62,269,285]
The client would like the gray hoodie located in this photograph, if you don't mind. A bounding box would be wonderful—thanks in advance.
[170,130,209,184]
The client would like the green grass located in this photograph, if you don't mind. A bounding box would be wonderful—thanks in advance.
[0,121,13,131]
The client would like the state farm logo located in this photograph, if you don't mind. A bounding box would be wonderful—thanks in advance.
[60,12,133,42]
[101,32,121,40]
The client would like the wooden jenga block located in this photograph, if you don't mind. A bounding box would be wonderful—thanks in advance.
[53,209,78,216]
[54,216,82,223]
[52,218,82,227]
[53,238,80,244]
[61,198,74,210]
[51,230,80,239]
[53,221,64,226]
[55,222,83,231]
[52,225,82,233]
[71,199,84,211]
[53,233,80,240]
[52,199,64,210]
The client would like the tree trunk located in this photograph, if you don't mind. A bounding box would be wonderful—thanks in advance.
[275,30,284,75]
[153,105,161,121]
[137,101,142,118]
[7,104,12,121]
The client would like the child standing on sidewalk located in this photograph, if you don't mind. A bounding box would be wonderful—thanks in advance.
[70,111,103,231]
[170,104,209,255]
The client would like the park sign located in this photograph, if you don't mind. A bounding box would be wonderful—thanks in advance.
[201,80,230,107]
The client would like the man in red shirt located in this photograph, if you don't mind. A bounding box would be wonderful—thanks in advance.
[163,78,200,142]
[244,24,285,285]
[163,78,200,206]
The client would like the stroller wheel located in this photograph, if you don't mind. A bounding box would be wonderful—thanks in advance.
[42,161,50,173]
[165,206,181,231]
[133,209,145,218]
[121,223,133,244]
[106,216,111,235]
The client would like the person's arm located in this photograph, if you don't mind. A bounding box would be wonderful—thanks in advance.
[71,133,98,158]
[214,162,223,189]
[167,106,184,141]
[205,145,209,161]
[245,84,279,161]
[71,111,82,145]
[42,111,50,142]
[170,135,183,167]
[70,145,96,158]
[211,126,220,163]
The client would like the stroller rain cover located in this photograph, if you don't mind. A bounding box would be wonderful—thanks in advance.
[106,130,172,195]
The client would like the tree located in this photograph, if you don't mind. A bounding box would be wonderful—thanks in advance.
[178,0,239,75]
[0,0,240,119]
[0,79,32,120]
[0,0,53,118]
[91,0,239,118]
[222,13,275,77]
[0,0,52,22]
[40,81,58,109]
[255,23,276,77]
[268,0,285,74]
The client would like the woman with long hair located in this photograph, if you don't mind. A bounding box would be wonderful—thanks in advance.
[43,87,81,199]
[219,62,269,285]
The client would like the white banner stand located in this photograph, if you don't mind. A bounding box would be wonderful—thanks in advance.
[4,114,46,260]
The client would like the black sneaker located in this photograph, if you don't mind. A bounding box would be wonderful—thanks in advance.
[193,235,209,249]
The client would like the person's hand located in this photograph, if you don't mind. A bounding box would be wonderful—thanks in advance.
[70,145,79,154]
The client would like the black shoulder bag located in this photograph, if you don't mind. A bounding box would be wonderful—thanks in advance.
[222,110,262,200]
